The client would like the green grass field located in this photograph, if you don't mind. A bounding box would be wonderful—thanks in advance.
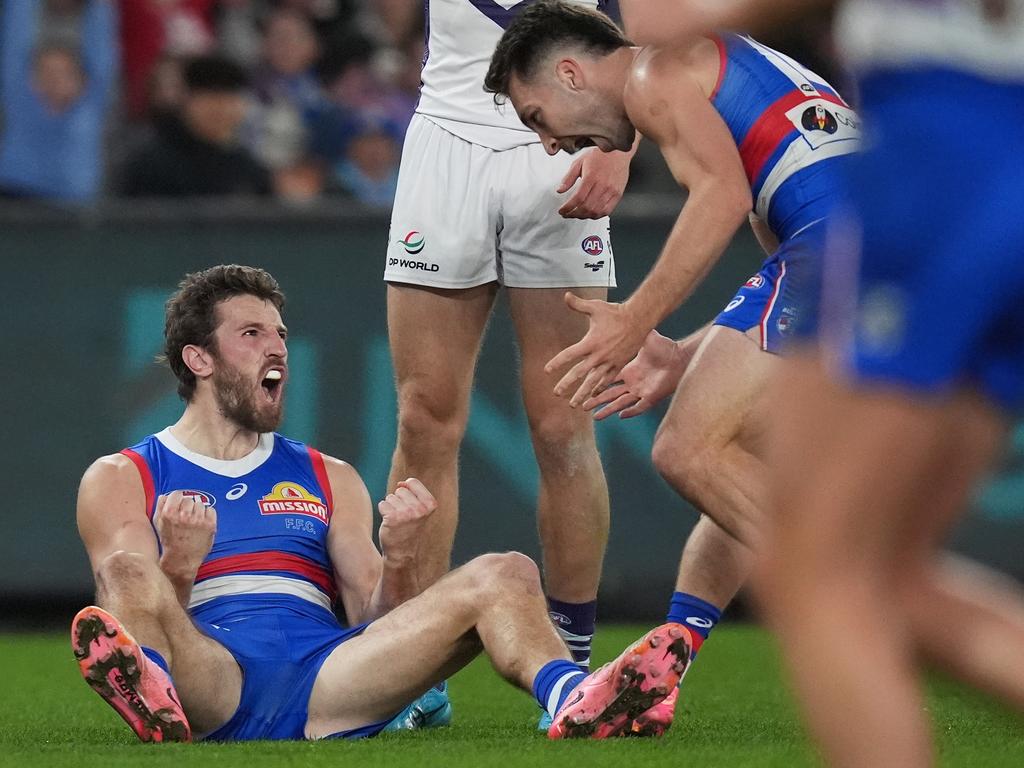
[2,625,1021,767]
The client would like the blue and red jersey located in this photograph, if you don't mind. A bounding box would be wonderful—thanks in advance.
[710,34,859,242]
[121,428,337,616]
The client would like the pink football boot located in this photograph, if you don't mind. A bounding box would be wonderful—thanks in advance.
[72,606,191,742]
[548,623,691,739]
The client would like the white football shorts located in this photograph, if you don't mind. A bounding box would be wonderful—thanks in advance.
[384,114,616,289]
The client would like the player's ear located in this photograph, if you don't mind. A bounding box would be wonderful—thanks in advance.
[555,57,584,91]
[182,344,214,381]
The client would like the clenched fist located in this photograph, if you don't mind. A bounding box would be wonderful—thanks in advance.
[378,478,436,565]
[155,490,217,581]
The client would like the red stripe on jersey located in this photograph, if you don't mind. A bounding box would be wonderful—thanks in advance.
[709,34,728,101]
[120,448,156,519]
[306,447,333,518]
[196,551,336,599]
[739,90,848,185]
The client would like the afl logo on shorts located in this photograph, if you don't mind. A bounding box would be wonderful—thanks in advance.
[801,105,838,134]
[181,490,216,507]
[745,274,765,289]
[581,236,604,256]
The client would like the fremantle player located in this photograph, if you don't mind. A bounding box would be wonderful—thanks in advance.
[621,0,1024,765]
[485,0,858,733]
[383,0,639,675]
[72,264,691,742]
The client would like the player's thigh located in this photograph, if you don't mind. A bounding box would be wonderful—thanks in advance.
[508,286,607,425]
[385,115,499,289]
[659,324,780,457]
[497,144,616,290]
[387,282,497,418]
[159,608,242,735]
[305,564,490,736]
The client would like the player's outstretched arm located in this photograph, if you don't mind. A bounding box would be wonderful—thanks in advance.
[545,50,751,405]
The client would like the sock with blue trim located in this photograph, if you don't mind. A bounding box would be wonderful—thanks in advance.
[667,591,722,658]
[532,659,587,719]
[547,597,597,670]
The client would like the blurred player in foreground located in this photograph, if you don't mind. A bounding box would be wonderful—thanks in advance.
[72,264,690,742]
[618,1,1024,765]
[485,0,857,734]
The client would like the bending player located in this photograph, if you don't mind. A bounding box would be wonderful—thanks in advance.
[485,0,857,733]
[384,0,638,685]
[72,264,690,742]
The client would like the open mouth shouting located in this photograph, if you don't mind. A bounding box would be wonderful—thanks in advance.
[260,367,286,405]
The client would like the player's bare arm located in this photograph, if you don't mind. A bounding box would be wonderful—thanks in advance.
[323,456,435,624]
[77,456,214,607]
[547,46,752,404]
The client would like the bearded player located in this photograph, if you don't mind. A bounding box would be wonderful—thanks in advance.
[72,264,691,742]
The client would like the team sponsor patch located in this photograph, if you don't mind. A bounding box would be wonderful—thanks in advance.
[259,482,329,524]
[397,230,425,255]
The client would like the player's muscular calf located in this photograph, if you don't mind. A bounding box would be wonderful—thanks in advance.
[154,491,217,607]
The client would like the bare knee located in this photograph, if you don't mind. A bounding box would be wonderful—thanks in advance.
[95,551,167,608]
[395,382,468,459]
[527,409,598,477]
[465,552,543,598]
[652,425,712,505]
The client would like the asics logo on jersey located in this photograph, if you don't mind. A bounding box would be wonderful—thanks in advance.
[226,483,248,501]
[398,230,425,255]
[584,260,605,272]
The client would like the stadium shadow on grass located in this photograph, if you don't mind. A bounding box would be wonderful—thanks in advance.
[1,625,1021,767]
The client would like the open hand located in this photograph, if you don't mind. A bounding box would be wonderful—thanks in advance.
[583,330,691,419]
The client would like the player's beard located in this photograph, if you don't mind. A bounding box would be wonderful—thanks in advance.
[211,359,284,434]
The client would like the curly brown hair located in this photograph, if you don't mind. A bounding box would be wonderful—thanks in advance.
[162,265,285,401]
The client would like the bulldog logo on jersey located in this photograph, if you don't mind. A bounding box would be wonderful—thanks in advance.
[259,482,329,524]
[801,105,838,134]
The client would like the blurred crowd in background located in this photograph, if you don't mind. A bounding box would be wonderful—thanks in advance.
[0,0,837,208]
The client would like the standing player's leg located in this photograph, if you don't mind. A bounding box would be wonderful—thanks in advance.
[75,551,242,739]
[386,282,497,586]
[508,286,611,669]
[626,324,774,732]
[305,552,690,739]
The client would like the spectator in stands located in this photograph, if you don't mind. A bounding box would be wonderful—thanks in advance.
[329,116,401,207]
[247,7,330,199]
[0,0,118,203]
[120,55,271,197]
[119,0,216,121]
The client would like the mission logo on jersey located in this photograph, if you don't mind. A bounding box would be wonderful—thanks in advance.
[259,482,329,524]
